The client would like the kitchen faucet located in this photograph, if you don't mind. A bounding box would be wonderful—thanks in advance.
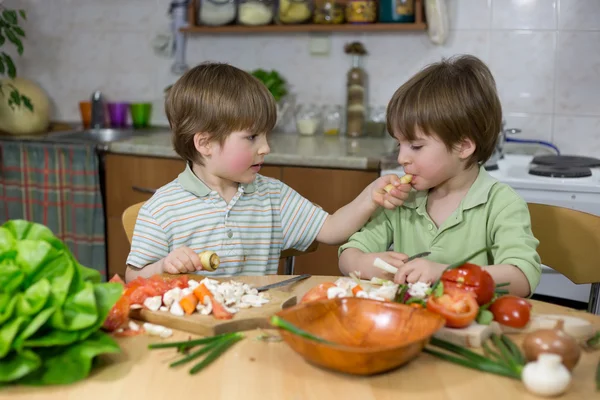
[90,90,105,129]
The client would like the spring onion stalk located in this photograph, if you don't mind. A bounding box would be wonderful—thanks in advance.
[270,316,334,344]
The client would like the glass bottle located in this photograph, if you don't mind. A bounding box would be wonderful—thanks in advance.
[237,0,275,26]
[346,55,367,137]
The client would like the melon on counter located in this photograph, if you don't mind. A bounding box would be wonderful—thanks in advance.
[0,77,51,135]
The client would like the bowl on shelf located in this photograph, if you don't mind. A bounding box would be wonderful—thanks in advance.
[273,297,445,375]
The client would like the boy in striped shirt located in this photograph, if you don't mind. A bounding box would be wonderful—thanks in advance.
[125,62,410,281]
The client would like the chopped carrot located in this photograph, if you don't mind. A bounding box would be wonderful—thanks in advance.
[193,283,212,303]
[179,293,199,315]
[352,285,363,296]
[209,297,234,320]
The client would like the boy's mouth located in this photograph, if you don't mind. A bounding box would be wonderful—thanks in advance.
[251,163,263,171]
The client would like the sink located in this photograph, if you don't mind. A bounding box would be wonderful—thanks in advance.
[52,128,135,144]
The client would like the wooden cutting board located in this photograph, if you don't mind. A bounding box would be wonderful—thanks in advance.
[129,289,297,337]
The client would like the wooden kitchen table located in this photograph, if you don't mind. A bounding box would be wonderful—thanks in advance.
[4,276,600,400]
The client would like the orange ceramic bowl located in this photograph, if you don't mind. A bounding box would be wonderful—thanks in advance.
[274,297,445,375]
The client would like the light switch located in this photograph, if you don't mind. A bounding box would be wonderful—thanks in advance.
[309,33,331,56]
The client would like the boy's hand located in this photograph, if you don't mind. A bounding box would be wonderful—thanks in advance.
[365,251,410,274]
[394,258,447,285]
[162,246,203,274]
[372,174,412,210]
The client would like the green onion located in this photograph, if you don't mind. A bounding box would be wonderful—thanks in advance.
[500,334,526,367]
[495,282,510,288]
[429,337,495,365]
[395,285,409,303]
[423,348,519,379]
[189,334,244,375]
[270,315,335,344]
[148,332,237,349]
[169,338,225,368]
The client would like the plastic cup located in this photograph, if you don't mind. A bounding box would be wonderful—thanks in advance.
[107,102,129,128]
[130,102,152,128]
[79,101,91,129]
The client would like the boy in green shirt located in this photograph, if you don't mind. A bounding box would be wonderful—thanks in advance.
[339,55,541,297]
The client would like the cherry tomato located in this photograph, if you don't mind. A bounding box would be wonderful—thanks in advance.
[489,295,532,328]
[426,288,479,329]
[441,263,495,306]
[300,282,337,304]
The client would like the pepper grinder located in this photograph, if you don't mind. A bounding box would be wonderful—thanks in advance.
[344,41,368,137]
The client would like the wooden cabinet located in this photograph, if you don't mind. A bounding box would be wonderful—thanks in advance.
[281,167,379,277]
[104,154,377,279]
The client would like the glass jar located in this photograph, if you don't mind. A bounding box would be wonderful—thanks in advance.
[379,0,415,23]
[198,0,237,26]
[364,106,387,137]
[277,0,312,24]
[345,0,377,24]
[321,105,342,136]
[313,0,344,24]
[346,55,367,137]
[238,0,275,26]
[295,104,321,136]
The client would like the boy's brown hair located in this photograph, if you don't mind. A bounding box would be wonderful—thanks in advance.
[165,62,277,165]
[387,55,502,168]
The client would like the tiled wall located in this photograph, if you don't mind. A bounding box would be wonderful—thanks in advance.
[6,0,600,156]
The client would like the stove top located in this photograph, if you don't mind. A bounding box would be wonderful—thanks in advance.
[488,154,600,193]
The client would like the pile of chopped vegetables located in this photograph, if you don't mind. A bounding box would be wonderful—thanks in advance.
[0,220,122,386]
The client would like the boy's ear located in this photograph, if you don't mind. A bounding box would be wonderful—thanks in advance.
[193,132,212,157]
[458,138,476,160]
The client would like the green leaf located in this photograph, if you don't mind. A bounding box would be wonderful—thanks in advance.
[0,295,17,325]
[432,280,444,298]
[0,316,28,357]
[13,307,56,350]
[78,262,102,284]
[12,26,25,38]
[51,281,98,331]
[0,33,5,47]
[15,240,57,279]
[0,226,16,256]
[476,309,494,325]
[0,349,41,383]
[17,278,51,316]
[0,56,4,76]
[23,328,79,348]
[0,259,25,294]
[19,10,27,21]
[21,95,33,112]
[4,30,23,55]
[78,282,124,340]
[2,10,18,25]
[19,331,120,386]
[29,253,75,307]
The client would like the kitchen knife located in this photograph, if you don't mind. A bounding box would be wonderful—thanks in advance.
[255,274,312,292]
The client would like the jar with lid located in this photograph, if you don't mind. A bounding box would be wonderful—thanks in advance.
[345,0,377,24]
[238,0,275,26]
[295,104,321,136]
[313,0,344,24]
[277,0,313,24]
[198,0,237,26]
[321,105,342,136]
[379,0,415,23]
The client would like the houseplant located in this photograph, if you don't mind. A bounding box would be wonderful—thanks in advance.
[0,6,32,111]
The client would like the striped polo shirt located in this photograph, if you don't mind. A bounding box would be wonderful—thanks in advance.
[126,164,329,276]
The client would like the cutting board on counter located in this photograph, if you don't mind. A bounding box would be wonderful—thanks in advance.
[434,314,595,348]
[129,290,297,337]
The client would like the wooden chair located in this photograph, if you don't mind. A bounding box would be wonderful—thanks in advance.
[527,203,600,314]
[122,201,319,275]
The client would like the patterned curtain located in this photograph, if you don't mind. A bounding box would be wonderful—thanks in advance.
[0,140,106,279]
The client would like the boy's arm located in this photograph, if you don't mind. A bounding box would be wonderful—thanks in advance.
[486,197,542,297]
[124,203,170,282]
[338,208,395,277]
[316,177,408,245]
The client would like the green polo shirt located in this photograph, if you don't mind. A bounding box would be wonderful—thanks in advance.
[339,166,542,292]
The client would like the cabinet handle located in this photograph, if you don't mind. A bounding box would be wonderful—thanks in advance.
[131,185,156,194]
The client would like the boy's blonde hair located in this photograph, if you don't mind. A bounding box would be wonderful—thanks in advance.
[165,62,277,165]
[387,55,502,168]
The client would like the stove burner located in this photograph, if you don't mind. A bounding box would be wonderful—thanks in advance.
[531,155,600,168]
[529,165,592,178]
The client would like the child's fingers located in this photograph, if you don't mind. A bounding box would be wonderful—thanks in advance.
[182,247,203,270]
[394,264,412,284]
[405,269,422,284]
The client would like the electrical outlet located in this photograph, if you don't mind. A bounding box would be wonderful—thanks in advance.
[309,33,331,56]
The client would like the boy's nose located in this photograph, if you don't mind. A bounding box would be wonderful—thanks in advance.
[259,139,270,155]
[397,150,410,166]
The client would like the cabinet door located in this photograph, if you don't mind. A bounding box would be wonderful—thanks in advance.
[105,154,185,278]
[281,167,379,276]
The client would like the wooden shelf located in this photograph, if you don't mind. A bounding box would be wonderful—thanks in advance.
[180,22,426,34]
[182,0,426,34]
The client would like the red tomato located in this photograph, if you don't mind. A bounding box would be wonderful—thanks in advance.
[103,294,130,332]
[300,282,337,304]
[489,295,532,328]
[441,263,495,306]
[426,289,479,329]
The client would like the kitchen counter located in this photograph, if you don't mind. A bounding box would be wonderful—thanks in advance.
[107,130,396,170]
[4,275,600,399]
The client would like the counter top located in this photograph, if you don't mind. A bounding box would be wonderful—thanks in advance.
[107,130,396,170]
[4,275,600,400]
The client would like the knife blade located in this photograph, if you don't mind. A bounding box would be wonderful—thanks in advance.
[405,251,431,262]
[255,274,312,292]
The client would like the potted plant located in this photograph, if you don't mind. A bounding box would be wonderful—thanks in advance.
[0,6,32,111]
[250,69,292,129]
